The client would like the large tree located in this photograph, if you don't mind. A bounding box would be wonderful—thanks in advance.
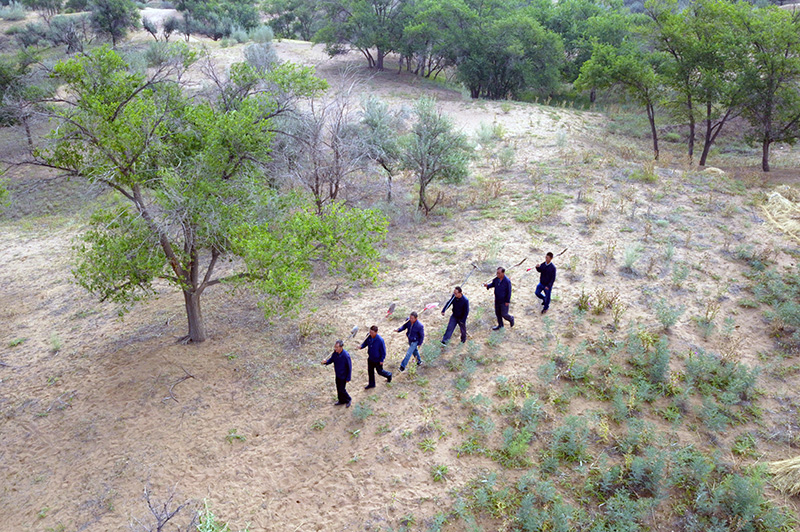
[456,10,564,99]
[34,47,387,343]
[736,4,800,172]
[577,42,665,160]
[315,0,408,70]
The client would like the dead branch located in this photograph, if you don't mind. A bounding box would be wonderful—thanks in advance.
[162,366,195,403]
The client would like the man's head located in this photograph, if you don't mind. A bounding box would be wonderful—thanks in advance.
[545,252,553,264]
[454,286,463,298]
[409,311,418,323]
[497,267,506,279]
[369,325,378,338]
[334,340,344,353]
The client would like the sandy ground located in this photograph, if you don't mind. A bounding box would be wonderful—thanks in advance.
[2,26,800,532]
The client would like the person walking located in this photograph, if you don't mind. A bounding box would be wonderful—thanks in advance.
[396,311,424,371]
[441,286,469,345]
[484,267,514,330]
[359,325,392,388]
[321,339,352,407]
[535,252,557,315]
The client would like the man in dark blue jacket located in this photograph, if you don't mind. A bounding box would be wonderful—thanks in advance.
[535,252,557,314]
[321,340,352,407]
[359,325,392,388]
[441,286,469,345]
[485,267,515,330]
[396,311,424,371]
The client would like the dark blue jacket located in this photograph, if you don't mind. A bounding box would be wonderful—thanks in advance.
[324,350,352,380]
[398,320,424,346]
[536,262,557,287]
[360,334,387,363]
[486,276,512,303]
[442,295,470,321]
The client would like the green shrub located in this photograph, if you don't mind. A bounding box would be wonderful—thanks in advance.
[684,349,759,403]
[551,416,589,462]
[654,298,684,330]
[0,1,26,21]
[249,24,273,43]
[352,402,373,421]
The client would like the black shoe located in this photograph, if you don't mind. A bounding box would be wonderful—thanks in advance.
[510,317,515,328]
[542,309,548,315]
[440,340,447,346]
[492,325,504,331]
[399,365,406,372]
[387,373,392,383]
[417,360,423,367]
[365,384,376,390]
[346,400,351,408]
[334,401,346,406]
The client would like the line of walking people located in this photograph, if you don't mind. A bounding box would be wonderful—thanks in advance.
[321,253,557,407]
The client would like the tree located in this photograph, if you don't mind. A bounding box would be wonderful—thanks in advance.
[359,95,404,202]
[269,85,367,213]
[176,0,259,40]
[21,0,62,22]
[576,42,664,159]
[315,0,408,70]
[34,47,387,343]
[89,0,139,47]
[400,98,471,214]
[397,0,471,78]
[456,11,564,99]
[737,5,800,171]
[263,0,323,41]
[142,16,159,41]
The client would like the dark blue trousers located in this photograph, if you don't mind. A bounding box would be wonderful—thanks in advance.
[535,283,552,310]
[442,315,467,344]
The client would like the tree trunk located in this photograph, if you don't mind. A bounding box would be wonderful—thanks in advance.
[647,103,659,161]
[387,175,392,203]
[590,88,596,103]
[418,180,427,212]
[183,290,206,343]
[376,48,385,70]
[687,98,695,163]
[762,137,771,172]
[22,115,32,149]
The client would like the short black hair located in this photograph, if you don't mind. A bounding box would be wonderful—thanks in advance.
[410,311,418,318]
[334,339,343,347]
[370,325,378,332]
[546,252,554,258]
[497,267,506,273]
[455,286,462,293]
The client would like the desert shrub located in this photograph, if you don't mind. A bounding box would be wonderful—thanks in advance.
[0,1,25,20]
[249,24,273,43]
[13,22,47,47]
[493,427,533,468]
[654,298,683,330]
[684,349,759,404]
[550,416,589,462]
[498,146,515,168]
[351,402,373,421]
[616,419,655,455]
[518,397,544,431]
[230,25,248,43]
[623,243,643,272]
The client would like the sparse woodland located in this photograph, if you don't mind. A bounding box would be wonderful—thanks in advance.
[1,1,800,531]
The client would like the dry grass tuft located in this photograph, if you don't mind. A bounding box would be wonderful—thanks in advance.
[769,456,800,495]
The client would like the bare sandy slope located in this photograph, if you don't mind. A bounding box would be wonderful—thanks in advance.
[2,37,800,532]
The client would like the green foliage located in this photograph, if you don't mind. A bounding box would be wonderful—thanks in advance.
[263,0,321,41]
[431,464,449,482]
[684,349,759,404]
[351,402,373,421]
[400,97,472,214]
[225,429,245,443]
[177,0,259,40]
[0,1,26,20]
[654,298,683,330]
[197,499,248,532]
[40,47,378,342]
[89,0,139,46]
[550,416,589,462]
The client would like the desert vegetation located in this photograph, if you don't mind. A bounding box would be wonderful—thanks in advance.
[1,1,800,531]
